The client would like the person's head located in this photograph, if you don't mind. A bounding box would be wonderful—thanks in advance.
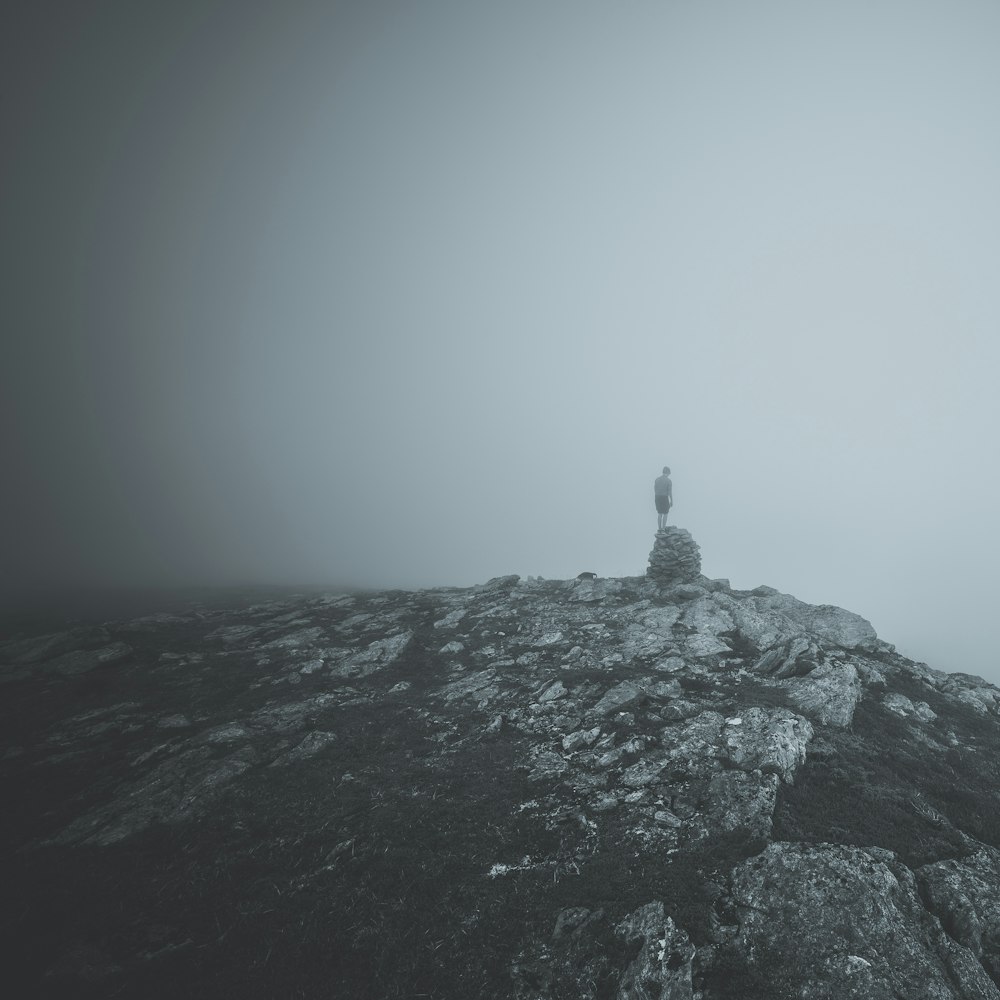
[662,466,671,475]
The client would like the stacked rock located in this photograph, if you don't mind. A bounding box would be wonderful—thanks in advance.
[647,527,702,584]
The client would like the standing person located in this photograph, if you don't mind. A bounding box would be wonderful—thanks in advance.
[654,466,673,530]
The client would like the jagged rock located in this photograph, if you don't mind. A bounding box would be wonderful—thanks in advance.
[261,627,325,650]
[328,630,413,678]
[752,635,823,678]
[723,843,1000,999]
[721,706,813,782]
[439,669,499,705]
[679,596,735,637]
[779,661,862,727]
[646,527,702,585]
[562,726,601,752]
[537,680,567,702]
[591,681,645,717]
[660,711,725,778]
[270,731,337,766]
[884,692,938,721]
[940,674,1000,715]
[661,699,700,721]
[433,609,466,629]
[919,848,1000,984]
[621,755,670,788]
[683,634,731,658]
[725,589,877,652]
[615,901,694,1000]
[570,578,622,602]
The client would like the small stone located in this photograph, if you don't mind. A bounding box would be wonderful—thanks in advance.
[592,793,619,812]
[439,641,465,654]
[622,757,668,788]
[433,610,467,629]
[538,680,567,703]
[562,727,601,752]
[533,631,564,648]
[388,681,411,694]
[592,681,643,717]
[654,809,683,827]
[655,656,686,673]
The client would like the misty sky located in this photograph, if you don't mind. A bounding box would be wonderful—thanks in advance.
[3,0,1000,680]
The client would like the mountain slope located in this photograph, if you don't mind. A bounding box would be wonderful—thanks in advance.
[4,538,1000,998]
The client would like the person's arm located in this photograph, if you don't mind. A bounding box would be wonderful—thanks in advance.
[668,483,673,506]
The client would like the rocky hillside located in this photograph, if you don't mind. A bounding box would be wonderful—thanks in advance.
[4,530,1000,998]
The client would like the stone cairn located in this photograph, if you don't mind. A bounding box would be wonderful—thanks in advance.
[647,527,702,585]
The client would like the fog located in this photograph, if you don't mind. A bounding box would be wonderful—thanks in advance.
[3,1,999,680]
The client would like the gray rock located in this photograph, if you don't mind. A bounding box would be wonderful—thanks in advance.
[780,662,862,727]
[621,755,669,788]
[591,681,644,717]
[653,809,682,828]
[703,770,779,838]
[570,579,622,602]
[752,635,822,679]
[562,726,601,752]
[439,669,498,704]
[537,680,567,703]
[724,842,1000,999]
[919,848,1000,985]
[615,901,694,999]
[721,706,813,782]
[328,631,413,679]
[662,699,700,721]
[201,722,249,744]
[533,631,564,648]
[432,609,467,629]
[526,749,568,781]
[261,627,325,650]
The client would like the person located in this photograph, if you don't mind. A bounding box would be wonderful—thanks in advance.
[654,466,673,530]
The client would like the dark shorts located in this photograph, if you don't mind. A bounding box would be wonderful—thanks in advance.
[655,495,671,514]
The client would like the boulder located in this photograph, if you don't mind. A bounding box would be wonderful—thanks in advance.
[722,842,1000,999]
[615,901,694,1000]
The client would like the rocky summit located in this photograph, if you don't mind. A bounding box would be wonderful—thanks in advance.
[5,535,1000,998]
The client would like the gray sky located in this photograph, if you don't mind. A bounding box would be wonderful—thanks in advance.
[3,0,1000,679]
